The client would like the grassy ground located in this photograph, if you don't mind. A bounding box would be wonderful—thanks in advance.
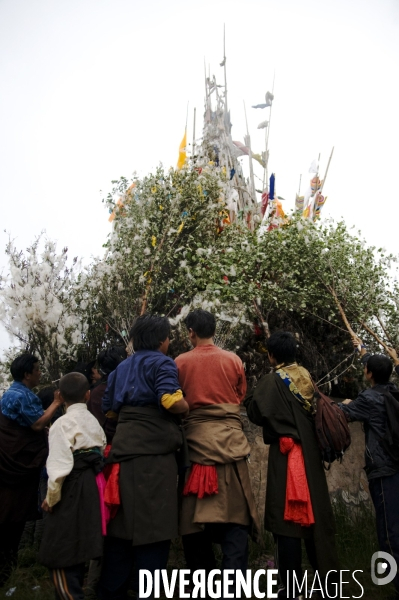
[0,499,396,599]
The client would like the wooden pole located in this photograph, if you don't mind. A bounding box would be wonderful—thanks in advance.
[377,314,395,346]
[223,24,228,115]
[185,101,189,133]
[243,101,256,210]
[192,107,196,158]
[329,285,393,354]
[262,71,275,192]
[320,147,334,194]
[204,58,208,111]
[360,320,392,353]
[309,152,321,218]
[329,287,357,338]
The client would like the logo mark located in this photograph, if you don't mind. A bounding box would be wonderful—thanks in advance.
[371,551,397,586]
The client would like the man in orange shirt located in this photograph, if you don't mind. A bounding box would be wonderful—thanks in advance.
[175,309,260,593]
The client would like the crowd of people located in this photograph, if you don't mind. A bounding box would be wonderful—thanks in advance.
[0,309,399,600]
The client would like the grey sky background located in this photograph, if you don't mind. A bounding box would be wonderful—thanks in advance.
[1,0,399,353]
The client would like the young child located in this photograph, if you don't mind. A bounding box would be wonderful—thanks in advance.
[39,372,107,600]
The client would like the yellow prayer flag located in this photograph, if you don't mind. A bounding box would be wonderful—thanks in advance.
[177,131,187,170]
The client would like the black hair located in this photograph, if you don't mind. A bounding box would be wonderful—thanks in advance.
[184,309,216,339]
[72,361,92,384]
[10,354,39,382]
[366,354,393,384]
[37,386,57,410]
[129,314,170,351]
[59,372,90,404]
[97,346,127,376]
[266,331,298,364]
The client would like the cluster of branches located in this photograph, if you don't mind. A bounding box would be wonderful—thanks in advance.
[0,165,398,391]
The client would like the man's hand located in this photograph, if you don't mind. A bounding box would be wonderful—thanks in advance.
[351,336,367,357]
[342,399,352,405]
[53,390,64,407]
[167,398,190,415]
[31,390,64,431]
[387,347,399,366]
[41,499,53,513]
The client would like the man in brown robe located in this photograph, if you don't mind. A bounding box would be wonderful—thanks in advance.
[245,331,339,599]
[175,309,260,594]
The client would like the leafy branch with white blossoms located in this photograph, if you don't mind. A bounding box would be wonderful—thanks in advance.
[0,235,86,380]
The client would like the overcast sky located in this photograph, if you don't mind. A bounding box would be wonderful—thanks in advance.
[1,0,398,352]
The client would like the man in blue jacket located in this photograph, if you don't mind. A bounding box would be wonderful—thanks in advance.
[0,354,63,586]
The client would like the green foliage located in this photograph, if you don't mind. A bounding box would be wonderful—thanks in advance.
[1,166,398,386]
[76,165,228,346]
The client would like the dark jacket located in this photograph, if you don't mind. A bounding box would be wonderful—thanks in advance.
[0,410,48,523]
[87,380,117,443]
[245,372,339,580]
[106,405,184,545]
[339,383,399,480]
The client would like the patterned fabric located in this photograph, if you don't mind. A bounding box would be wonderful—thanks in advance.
[275,368,313,412]
[0,381,44,427]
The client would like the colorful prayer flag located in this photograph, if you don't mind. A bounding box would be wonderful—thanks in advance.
[177,131,187,169]
[295,194,305,213]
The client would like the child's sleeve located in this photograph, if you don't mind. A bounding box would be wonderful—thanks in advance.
[46,420,74,508]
